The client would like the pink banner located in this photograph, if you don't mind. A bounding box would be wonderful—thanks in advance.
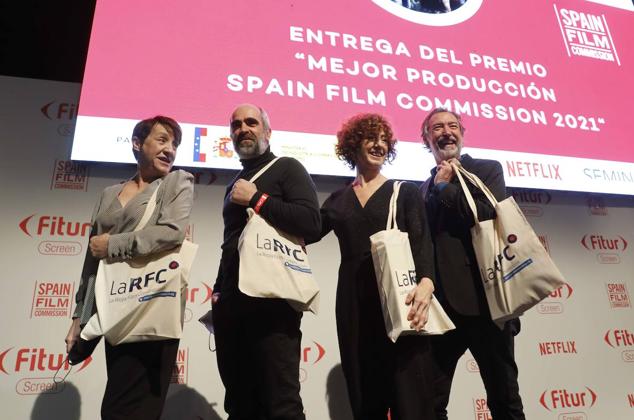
[78,0,633,163]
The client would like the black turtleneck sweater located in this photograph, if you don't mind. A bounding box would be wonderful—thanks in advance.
[214,148,321,296]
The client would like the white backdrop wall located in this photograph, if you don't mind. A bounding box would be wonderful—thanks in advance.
[1,76,632,420]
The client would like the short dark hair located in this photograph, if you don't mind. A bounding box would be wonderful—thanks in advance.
[132,115,182,160]
[335,113,397,169]
[420,107,465,150]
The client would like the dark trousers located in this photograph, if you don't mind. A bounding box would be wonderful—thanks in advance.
[212,294,305,420]
[342,335,437,420]
[101,338,179,420]
[430,311,525,420]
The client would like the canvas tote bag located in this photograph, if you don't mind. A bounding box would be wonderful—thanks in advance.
[238,158,320,313]
[452,162,566,323]
[81,182,198,345]
[370,181,455,342]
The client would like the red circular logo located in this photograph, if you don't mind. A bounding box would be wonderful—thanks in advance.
[169,261,179,269]
[507,234,517,244]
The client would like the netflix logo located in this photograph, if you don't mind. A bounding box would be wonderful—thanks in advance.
[539,340,577,356]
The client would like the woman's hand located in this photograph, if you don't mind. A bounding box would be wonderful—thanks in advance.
[89,233,110,259]
[405,277,435,331]
[65,318,81,353]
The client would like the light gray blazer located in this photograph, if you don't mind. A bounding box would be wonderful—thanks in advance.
[74,169,194,323]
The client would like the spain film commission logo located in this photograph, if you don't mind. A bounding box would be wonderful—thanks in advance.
[604,329,634,363]
[0,346,92,395]
[19,213,90,256]
[538,282,574,315]
[554,5,621,65]
[170,348,188,384]
[31,281,74,318]
[605,282,631,309]
[580,234,628,264]
[473,397,492,420]
[50,159,89,191]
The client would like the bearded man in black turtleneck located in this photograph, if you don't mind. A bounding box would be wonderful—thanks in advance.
[212,103,320,420]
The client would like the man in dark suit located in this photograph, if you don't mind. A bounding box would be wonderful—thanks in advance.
[420,108,525,420]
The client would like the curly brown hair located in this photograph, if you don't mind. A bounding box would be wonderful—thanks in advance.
[335,113,397,169]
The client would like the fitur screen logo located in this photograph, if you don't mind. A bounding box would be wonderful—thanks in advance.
[40,100,76,136]
[538,282,573,315]
[509,188,552,217]
[183,282,214,322]
[604,329,634,362]
[0,346,92,395]
[299,341,326,383]
[539,387,597,412]
[580,234,628,264]
[19,214,91,256]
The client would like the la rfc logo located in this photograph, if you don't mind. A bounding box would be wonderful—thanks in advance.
[108,261,180,304]
[480,234,534,286]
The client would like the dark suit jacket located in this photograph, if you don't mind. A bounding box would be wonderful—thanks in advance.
[421,154,505,316]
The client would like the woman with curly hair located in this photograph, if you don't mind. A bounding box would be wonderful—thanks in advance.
[314,113,436,419]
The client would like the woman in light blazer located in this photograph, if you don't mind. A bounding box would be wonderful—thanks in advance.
[65,115,194,420]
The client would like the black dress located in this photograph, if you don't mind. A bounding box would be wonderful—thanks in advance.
[320,179,436,420]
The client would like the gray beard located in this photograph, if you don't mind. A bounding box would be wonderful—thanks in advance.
[235,140,264,159]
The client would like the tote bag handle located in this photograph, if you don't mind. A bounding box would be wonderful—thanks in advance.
[451,162,498,225]
[385,181,402,230]
[248,157,281,183]
[134,181,161,232]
